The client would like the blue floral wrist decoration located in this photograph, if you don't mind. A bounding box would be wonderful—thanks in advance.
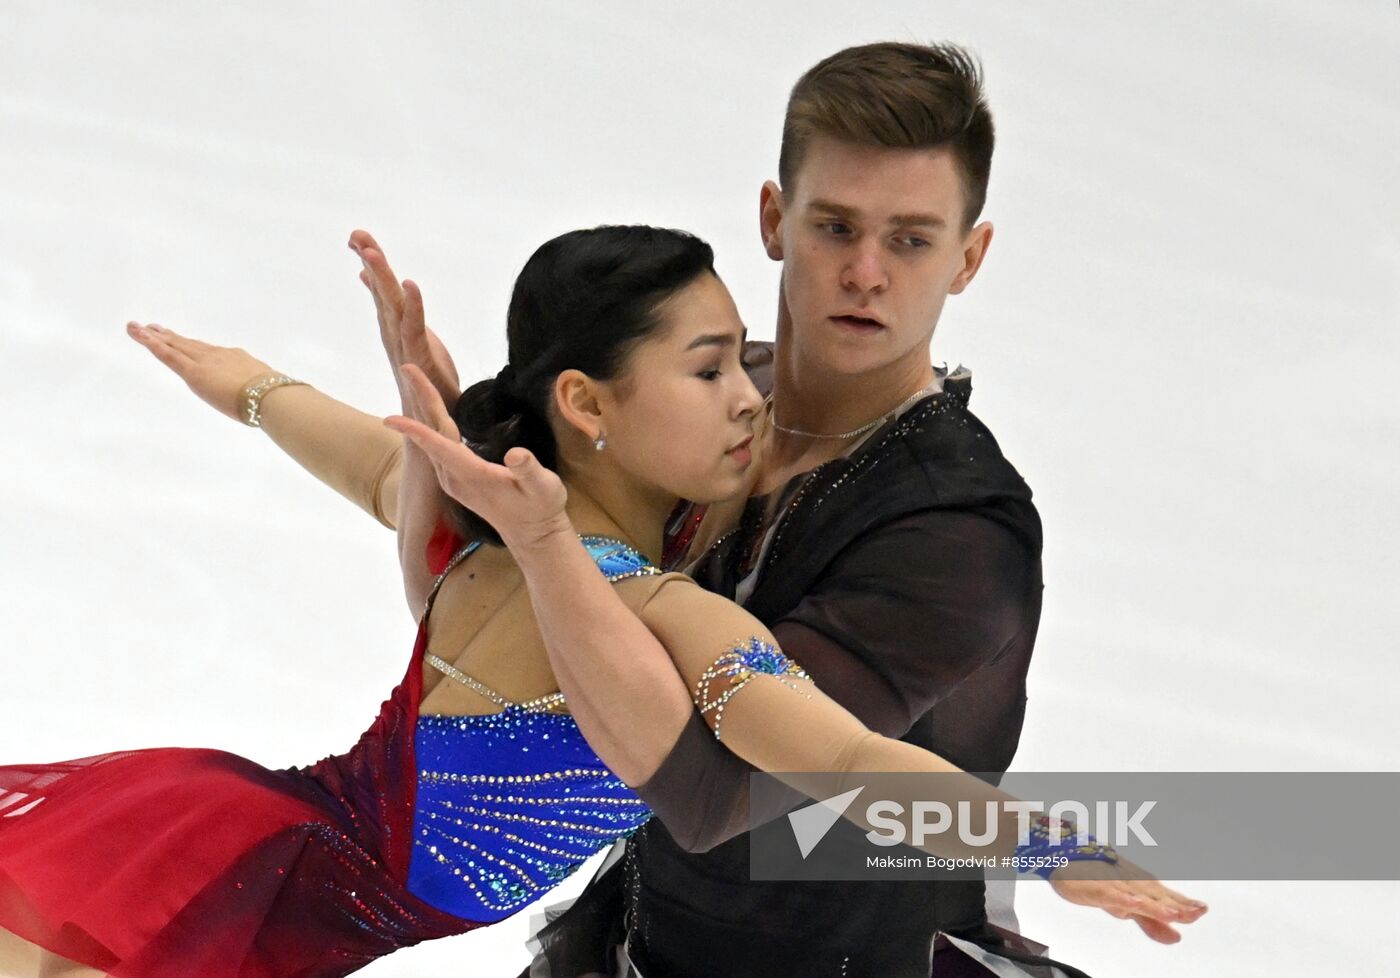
[1014,813,1120,881]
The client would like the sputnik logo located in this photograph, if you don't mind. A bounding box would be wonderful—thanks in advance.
[787,786,864,858]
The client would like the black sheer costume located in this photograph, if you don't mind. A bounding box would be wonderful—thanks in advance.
[527,358,1088,978]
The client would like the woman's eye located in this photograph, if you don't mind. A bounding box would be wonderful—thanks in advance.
[698,369,723,381]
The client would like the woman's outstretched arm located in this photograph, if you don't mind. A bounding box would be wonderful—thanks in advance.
[128,229,463,612]
[128,322,404,527]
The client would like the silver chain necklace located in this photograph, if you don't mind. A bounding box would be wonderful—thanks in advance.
[769,381,942,440]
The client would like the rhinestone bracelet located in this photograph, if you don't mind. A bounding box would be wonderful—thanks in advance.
[240,373,308,427]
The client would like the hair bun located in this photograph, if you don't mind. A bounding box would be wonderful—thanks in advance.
[490,363,528,418]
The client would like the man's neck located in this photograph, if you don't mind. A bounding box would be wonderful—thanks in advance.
[757,343,938,493]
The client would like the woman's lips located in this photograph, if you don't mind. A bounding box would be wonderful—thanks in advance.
[726,435,754,466]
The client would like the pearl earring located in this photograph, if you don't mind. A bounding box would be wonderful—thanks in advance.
[594,433,606,451]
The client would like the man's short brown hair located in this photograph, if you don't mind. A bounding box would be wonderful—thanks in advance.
[779,41,995,230]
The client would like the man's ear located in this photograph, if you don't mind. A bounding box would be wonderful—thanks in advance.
[759,180,785,262]
[949,221,994,295]
[553,369,604,443]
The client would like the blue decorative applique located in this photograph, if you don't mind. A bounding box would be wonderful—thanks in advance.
[581,536,661,582]
[695,637,811,741]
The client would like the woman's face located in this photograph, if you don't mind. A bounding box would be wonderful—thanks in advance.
[595,274,763,505]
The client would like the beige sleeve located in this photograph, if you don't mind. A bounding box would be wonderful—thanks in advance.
[636,577,1019,857]
[637,577,961,777]
[255,382,404,529]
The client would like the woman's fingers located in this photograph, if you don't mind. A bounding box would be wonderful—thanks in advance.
[400,280,431,363]
[1050,869,1206,945]
[357,244,404,316]
[399,364,458,437]
[1111,860,1208,921]
[362,251,396,336]
[384,414,502,506]
[1152,880,1208,918]
[127,322,195,373]
[397,283,462,403]
[422,326,461,394]
[126,321,276,422]
[1130,913,1182,944]
[501,447,561,499]
[350,232,413,370]
[349,232,459,401]
[143,323,215,355]
[348,228,384,255]
[1139,882,1207,922]
[383,413,471,477]
[383,413,455,457]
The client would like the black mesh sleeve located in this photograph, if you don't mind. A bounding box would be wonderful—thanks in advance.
[632,508,1041,851]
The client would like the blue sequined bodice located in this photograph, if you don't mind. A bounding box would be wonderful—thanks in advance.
[406,537,657,923]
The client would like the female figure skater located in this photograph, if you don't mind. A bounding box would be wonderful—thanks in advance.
[0,226,1201,978]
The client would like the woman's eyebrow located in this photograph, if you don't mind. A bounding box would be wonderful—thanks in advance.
[685,332,739,351]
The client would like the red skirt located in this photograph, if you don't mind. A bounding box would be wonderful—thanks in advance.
[0,625,479,977]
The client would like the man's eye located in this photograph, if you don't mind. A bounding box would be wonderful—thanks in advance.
[898,235,931,249]
[820,222,852,235]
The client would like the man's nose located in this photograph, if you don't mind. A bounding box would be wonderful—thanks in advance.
[841,240,889,294]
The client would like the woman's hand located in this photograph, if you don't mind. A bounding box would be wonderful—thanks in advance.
[349,229,460,409]
[127,322,278,422]
[1049,858,1208,944]
[385,364,571,554]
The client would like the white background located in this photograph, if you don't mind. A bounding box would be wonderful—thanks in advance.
[2,2,1397,975]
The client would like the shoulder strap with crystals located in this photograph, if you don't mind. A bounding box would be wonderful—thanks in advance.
[420,539,482,623]
[418,536,656,714]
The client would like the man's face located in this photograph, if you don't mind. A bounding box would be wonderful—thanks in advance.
[761,137,991,379]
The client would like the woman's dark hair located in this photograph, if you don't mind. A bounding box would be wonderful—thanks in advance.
[449,224,716,545]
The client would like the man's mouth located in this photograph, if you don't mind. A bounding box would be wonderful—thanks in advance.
[830,313,884,330]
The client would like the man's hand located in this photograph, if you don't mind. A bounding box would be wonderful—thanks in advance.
[127,322,279,422]
[1049,858,1208,944]
[349,229,460,408]
[385,365,571,554]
